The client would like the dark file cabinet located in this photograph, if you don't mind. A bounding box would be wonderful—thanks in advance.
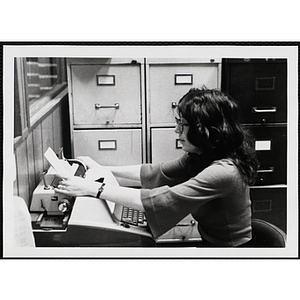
[250,187,287,232]
[222,58,287,232]
[222,58,287,124]
[245,125,287,186]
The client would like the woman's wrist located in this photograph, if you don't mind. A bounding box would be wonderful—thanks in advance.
[96,182,105,199]
[86,181,103,198]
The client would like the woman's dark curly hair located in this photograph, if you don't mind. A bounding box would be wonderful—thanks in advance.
[177,87,258,185]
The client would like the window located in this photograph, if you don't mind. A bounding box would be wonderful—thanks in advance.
[14,60,23,137]
[14,57,67,139]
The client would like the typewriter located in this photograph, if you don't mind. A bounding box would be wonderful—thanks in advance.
[30,148,154,247]
[30,149,87,231]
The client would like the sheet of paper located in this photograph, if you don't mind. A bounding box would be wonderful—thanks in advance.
[44,147,72,177]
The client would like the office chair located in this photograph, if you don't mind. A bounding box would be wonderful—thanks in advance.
[191,218,286,248]
[244,218,286,247]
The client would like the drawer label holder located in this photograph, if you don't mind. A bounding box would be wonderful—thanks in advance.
[98,140,117,150]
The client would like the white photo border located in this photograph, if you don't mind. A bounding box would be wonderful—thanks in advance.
[3,43,299,258]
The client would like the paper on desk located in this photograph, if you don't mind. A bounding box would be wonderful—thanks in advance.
[44,147,72,177]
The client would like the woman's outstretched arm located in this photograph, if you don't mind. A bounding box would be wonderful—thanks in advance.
[54,175,144,211]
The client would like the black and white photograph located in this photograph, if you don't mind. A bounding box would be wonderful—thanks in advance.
[1,2,300,296]
[3,44,298,259]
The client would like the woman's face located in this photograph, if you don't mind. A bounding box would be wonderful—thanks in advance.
[175,114,202,155]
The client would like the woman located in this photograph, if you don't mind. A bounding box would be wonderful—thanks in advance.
[55,88,258,247]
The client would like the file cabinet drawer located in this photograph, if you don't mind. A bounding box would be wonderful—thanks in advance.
[156,214,202,244]
[148,62,219,125]
[250,187,286,232]
[247,125,287,185]
[70,62,142,126]
[222,58,287,124]
[151,128,185,164]
[73,129,142,166]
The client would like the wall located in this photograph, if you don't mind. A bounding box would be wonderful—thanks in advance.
[13,92,70,207]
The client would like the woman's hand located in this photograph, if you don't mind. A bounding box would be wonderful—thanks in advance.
[54,175,99,197]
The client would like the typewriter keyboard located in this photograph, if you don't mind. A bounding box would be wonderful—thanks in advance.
[121,206,147,227]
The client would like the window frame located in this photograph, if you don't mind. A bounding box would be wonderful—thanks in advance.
[14,58,29,143]
[14,57,67,144]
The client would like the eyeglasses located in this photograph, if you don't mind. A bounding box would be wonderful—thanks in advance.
[175,117,189,133]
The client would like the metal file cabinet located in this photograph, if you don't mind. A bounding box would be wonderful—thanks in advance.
[146,58,221,243]
[222,58,288,231]
[67,58,146,166]
[146,58,221,163]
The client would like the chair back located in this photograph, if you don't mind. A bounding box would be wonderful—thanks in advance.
[249,218,286,247]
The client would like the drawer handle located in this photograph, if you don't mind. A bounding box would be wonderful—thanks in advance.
[252,107,277,113]
[95,103,120,109]
[171,102,178,108]
[176,220,196,226]
[257,167,274,173]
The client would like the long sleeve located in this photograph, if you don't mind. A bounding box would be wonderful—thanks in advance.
[140,159,251,246]
[140,153,191,189]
